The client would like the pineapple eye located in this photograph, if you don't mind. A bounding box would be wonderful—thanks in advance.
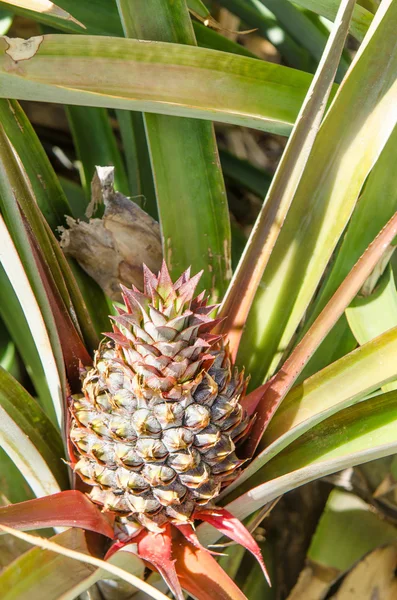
[184,403,211,431]
[135,438,168,462]
[108,416,137,441]
[167,449,200,473]
[116,469,150,493]
[179,463,210,489]
[131,409,161,437]
[153,402,184,429]
[162,427,194,452]
[152,482,187,507]
[142,464,176,486]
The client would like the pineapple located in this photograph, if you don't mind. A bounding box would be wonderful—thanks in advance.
[70,262,250,531]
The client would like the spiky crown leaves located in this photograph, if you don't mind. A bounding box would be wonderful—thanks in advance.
[106,261,223,400]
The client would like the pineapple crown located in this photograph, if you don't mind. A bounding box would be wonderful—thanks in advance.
[105,261,223,399]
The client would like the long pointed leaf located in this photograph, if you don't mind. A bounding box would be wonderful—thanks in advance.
[0,265,53,414]
[196,507,270,585]
[116,0,231,300]
[0,98,72,231]
[0,491,114,538]
[245,210,397,455]
[0,215,64,424]
[0,0,84,27]
[0,524,169,600]
[0,366,68,496]
[0,34,314,135]
[0,529,98,600]
[136,525,183,600]
[219,0,355,357]
[173,530,247,600]
[297,124,397,379]
[66,105,129,198]
[292,0,373,41]
[238,0,397,386]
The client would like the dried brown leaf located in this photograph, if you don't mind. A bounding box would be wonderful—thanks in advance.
[59,167,162,301]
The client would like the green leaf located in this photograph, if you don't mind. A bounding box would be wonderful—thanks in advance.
[0,319,19,378]
[58,176,86,219]
[0,529,98,600]
[238,0,397,386]
[58,547,145,600]
[0,0,118,33]
[0,99,71,231]
[0,121,99,359]
[300,124,397,378]
[0,0,84,27]
[187,0,209,20]
[0,34,313,135]
[292,0,373,41]
[308,489,397,572]
[219,150,272,199]
[0,525,170,600]
[115,0,231,300]
[223,0,350,78]
[258,0,350,78]
[116,110,158,219]
[296,314,357,383]
[220,0,355,357]
[0,366,68,497]
[346,265,397,393]
[0,448,34,504]
[66,105,129,199]
[0,217,64,424]
[0,9,12,35]
[346,266,397,347]
[66,260,111,340]
[192,21,257,59]
[0,265,53,414]
[262,389,397,483]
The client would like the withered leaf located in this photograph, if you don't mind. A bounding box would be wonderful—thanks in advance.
[59,167,162,301]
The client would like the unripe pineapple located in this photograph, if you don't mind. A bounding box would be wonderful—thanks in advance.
[70,263,250,532]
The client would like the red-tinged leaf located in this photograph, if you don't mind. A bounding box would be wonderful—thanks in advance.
[195,508,271,586]
[173,522,224,556]
[241,378,273,417]
[172,529,248,600]
[244,209,397,457]
[0,491,115,539]
[27,223,92,390]
[137,524,184,600]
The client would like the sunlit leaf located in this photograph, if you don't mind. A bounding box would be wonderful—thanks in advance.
[224,324,397,497]
[0,216,64,424]
[0,0,84,28]
[219,0,355,357]
[0,34,314,135]
[0,366,67,497]
[239,0,397,386]
[0,491,114,537]
[0,524,170,600]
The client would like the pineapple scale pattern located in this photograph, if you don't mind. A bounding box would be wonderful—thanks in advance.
[70,263,250,530]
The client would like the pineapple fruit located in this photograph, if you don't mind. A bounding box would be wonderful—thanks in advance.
[70,262,250,531]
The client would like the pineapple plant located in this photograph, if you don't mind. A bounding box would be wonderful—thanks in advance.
[71,264,250,531]
[0,0,396,599]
